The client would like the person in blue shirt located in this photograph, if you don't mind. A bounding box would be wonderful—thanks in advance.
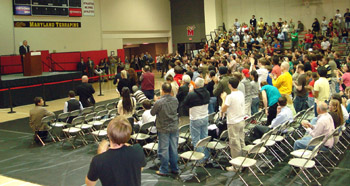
[261,81,282,125]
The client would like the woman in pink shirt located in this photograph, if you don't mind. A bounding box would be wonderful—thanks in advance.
[338,63,350,91]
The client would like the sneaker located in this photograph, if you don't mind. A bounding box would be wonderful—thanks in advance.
[156,171,168,176]
[226,166,238,172]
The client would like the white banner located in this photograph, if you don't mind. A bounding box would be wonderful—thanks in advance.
[83,0,95,16]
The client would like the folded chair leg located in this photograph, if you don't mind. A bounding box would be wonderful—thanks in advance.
[314,164,324,178]
[305,168,321,185]
[315,158,329,174]
[254,164,265,175]
[36,134,45,146]
[261,153,274,168]
[320,153,336,167]
[249,167,263,185]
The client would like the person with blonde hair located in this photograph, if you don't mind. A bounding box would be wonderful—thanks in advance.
[282,94,296,116]
[85,116,146,186]
[329,99,344,128]
[117,70,132,94]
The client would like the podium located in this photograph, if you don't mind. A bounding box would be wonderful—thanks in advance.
[24,52,42,76]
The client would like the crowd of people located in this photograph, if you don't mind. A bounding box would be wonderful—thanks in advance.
[28,9,350,186]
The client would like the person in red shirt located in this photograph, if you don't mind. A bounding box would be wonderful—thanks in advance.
[304,29,314,50]
[311,60,318,72]
[140,65,155,99]
[173,65,183,86]
[271,57,281,78]
[313,40,321,51]
[306,72,318,108]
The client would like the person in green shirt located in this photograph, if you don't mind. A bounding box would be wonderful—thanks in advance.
[291,29,299,51]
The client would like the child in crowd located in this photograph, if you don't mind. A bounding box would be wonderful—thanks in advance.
[135,100,157,134]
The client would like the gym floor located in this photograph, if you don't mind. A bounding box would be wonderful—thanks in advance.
[1,71,350,186]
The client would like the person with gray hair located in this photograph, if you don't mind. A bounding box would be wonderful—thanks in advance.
[293,101,335,151]
[270,61,293,95]
[183,77,211,163]
[176,74,191,116]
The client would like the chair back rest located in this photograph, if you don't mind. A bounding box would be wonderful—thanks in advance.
[82,107,94,115]
[102,118,112,128]
[249,141,264,154]
[106,102,116,110]
[127,117,135,133]
[71,116,85,126]
[219,130,228,140]
[261,129,274,142]
[208,112,216,124]
[96,110,108,118]
[196,136,211,148]
[41,115,55,124]
[179,124,190,133]
[109,108,118,117]
[308,134,326,147]
[70,110,81,117]
[57,112,70,121]
[140,121,155,133]
[94,105,106,112]
[137,109,145,116]
[85,112,96,122]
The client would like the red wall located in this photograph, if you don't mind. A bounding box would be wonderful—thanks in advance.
[0,50,108,74]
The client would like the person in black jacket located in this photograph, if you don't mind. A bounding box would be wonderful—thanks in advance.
[19,40,30,73]
[176,74,191,116]
[64,90,83,123]
[77,57,87,75]
[117,70,132,94]
[183,77,210,163]
[76,75,95,107]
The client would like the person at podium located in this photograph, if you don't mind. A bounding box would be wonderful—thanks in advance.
[19,40,30,73]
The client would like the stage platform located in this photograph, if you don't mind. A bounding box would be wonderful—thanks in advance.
[0,72,82,108]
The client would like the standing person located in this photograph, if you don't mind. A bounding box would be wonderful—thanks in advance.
[293,64,309,113]
[257,17,264,37]
[29,97,55,143]
[151,82,179,176]
[117,70,132,94]
[85,116,146,186]
[76,75,95,108]
[77,57,87,75]
[345,8,350,30]
[250,15,257,32]
[313,67,330,116]
[206,70,217,114]
[220,77,245,171]
[250,70,260,115]
[184,78,210,163]
[282,21,290,41]
[177,74,191,116]
[87,57,95,80]
[321,16,328,36]
[261,81,282,125]
[241,69,252,116]
[117,87,136,118]
[271,62,293,96]
[140,65,155,100]
[255,58,269,89]
[304,30,314,50]
[312,18,320,34]
[297,20,304,33]
[291,30,299,51]
[109,56,117,79]
[19,40,30,73]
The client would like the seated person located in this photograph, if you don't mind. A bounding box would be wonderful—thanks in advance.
[331,93,349,123]
[293,102,335,151]
[132,85,148,104]
[134,100,157,134]
[250,96,293,141]
[64,90,83,123]
[85,116,146,186]
[29,97,55,143]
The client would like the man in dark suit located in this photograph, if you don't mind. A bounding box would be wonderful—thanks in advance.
[77,57,87,75]
[176,74,191,116]
[19,40,30,73]
[76,75,95,107]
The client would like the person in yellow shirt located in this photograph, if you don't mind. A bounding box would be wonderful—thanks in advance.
[270,61,293,95]
[257,17,265,37]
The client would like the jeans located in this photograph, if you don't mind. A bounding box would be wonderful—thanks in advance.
[251,97,260,115]
[190,116,209,161]
[143,90,154,100]
[346,22,350,30]
[283,32,288,41]
[341,37,348,43]
[251,125,271,141]
[314,102,318,117]
[291,40,298,51]
[158,131,179,174]
[208,97,217,114]
[293,136,329,151]
[304,43,312,50]
[307,97,315,108]
[294,95,309,113]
